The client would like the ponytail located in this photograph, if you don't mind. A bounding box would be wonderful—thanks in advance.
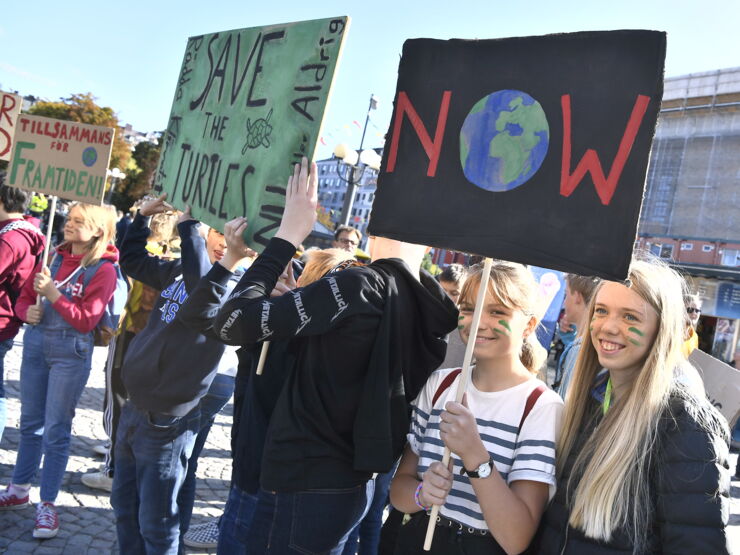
[521,333,546,373]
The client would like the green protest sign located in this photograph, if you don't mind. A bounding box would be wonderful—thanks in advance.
[8,114,114,204]
[154,16,350,250]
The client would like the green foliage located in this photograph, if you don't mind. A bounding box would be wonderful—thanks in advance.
[28,93,131,171]
[421,252,441,276]
[112,139,162,211]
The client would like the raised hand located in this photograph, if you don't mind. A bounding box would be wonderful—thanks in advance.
[219,217,256,271]
[139,193,172,217]
[274,157,318,248]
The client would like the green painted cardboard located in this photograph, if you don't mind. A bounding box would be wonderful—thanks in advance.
[154,16,349,251]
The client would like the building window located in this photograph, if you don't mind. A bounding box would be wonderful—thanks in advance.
[702,245,714,252]
[680,243,693,251]
[720,249,740,267]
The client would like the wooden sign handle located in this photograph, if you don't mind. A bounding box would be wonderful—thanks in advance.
[423,257,493,551]
[256,341,270,375]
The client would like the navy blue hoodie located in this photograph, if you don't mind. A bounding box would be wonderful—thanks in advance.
[120,212,239,416]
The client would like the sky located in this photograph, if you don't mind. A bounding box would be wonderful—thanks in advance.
[1,0,738,160]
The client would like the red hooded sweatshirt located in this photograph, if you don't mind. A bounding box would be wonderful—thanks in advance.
[0,219,46,342]
[15,243,119,334]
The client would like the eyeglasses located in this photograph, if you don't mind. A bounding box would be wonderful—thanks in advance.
[686,308,701,315]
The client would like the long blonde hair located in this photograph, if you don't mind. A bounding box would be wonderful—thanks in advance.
[298,248,356,287]
[458,261,547,373]
[558,258,689,548]
[63,203,117,267]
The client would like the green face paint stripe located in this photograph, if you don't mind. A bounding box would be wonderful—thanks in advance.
[458,325,465,330]
[628,338,642,346]
[589,326,593,331]
[498,320,511,332]
[458,316,464,320]
[494,328,507,335]
[628,327,644,337]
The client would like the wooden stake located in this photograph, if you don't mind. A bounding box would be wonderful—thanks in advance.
[423,257,493,551]
[35,195,58,308]
[256,341,270,375]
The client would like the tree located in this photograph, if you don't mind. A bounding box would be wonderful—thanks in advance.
[28,92,131,171]
[112,139,162,211]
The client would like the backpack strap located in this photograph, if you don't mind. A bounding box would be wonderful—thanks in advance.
[519,383,547,430]
[80,259,110,289]
[432,368,462,406]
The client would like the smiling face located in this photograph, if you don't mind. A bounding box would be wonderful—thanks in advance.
[458,287,533,363]
[64,206,100,244]
[206,228,227,263]
[590,281,659,382]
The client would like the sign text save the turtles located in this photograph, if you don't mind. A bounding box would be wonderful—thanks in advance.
[154,16,349,250]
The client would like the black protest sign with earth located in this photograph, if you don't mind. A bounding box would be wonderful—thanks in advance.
[367,30,666,280]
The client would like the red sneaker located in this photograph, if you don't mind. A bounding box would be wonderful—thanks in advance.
[0,486,30,510]
[33,502,59,539]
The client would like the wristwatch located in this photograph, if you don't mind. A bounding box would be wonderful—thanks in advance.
[461,457,494,479]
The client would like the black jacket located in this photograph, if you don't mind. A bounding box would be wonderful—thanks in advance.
[119,212,238,416]
[535,391,731,554]
[211,237,458,491]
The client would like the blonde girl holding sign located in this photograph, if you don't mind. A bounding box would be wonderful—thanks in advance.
[390,261,564,554]
[535,259,730,554]
[0,203,118,540]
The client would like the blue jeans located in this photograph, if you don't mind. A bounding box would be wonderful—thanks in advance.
[247,480,375,554]
[217,485,258,555]
[342,469,395,555]
[111,401,201,555]
[177,373,235,533]
[13,326,92,502]
[0,337,14,444]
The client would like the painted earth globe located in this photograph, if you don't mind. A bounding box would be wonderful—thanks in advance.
[460,90,549,192]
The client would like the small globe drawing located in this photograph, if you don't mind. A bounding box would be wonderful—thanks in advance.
[82,147,98,168]
[460,90,549,192]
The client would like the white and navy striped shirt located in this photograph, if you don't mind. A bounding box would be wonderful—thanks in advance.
[409,367,564,530]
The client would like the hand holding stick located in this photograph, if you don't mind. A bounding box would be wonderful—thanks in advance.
[423,257,493,551]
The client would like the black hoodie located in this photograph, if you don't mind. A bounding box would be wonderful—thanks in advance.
[213,237,458,491]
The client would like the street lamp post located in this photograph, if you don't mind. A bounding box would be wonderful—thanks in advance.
[335,94,380,227]
[106,167,125,205]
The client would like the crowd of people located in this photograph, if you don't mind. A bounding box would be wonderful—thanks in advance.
[0,158,734,554]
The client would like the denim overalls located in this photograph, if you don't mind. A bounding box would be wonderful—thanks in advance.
[13,261,95,503]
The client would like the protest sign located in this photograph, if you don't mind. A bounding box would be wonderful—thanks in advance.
[0,91,22,162]
[689,348,740,428]
[7,114,114,204]
[153,16,349,251]
[530,266,566,349]
[368,30,666,281]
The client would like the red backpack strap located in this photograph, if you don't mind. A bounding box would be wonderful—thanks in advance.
[519,383,547,430]
[432,368,462,406]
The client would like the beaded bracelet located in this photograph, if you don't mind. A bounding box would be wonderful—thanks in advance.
[414,482,430,511]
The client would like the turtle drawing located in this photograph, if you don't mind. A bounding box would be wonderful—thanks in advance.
[242,108,274,154]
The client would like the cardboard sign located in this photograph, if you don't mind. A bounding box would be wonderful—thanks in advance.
[7,114,114,204]
[0,91,23,162]
[153,16,349,251]
[368,31,666,281]
[689,348,740,428]
[530,266,566,350]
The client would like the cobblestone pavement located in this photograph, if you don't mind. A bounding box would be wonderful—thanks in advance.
[0,329,231,554]
[0,333,738,553]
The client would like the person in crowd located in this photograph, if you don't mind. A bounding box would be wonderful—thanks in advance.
[0,185,45,444]
[555,274,600,398]
[178,245,354,551]
[333,224,362,254]
[110,194,247,553]
[115,208,134,250]
[682,291,702,358]
[389,261,564,555]
[201,158,457,553]
[437,263,468,370]
[0,203,118,540]
[82,211,181,492]
[28,193,48,223]
[437,263,466,305]
[535,259,730,554]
